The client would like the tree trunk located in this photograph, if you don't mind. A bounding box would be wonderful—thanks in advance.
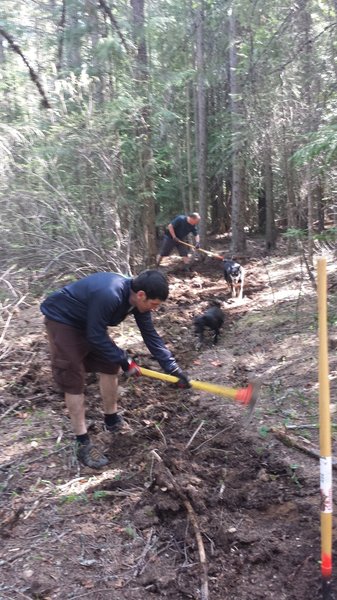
[195,1,207,247]
[185,83,194,213]
[306,166,314,260]
[66,0,81,72]
[177,143,188,213]
[258,188,266,234]
[56,0,66,74]
[299,0,314,261]
[210,174,226,233]
[282,122,297,252]
[131,0,157,267]
[87,0,104,105]
[264,141,276,250]
[228,8,246,254]
[314,178,325,232]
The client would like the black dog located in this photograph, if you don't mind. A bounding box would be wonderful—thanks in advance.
[194,303,225,348]
[223,260,244,299]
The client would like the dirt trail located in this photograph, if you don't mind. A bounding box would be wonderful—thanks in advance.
[1,238,337,600]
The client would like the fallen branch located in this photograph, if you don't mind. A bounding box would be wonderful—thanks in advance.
[185,420,205,450]
[0,444,69,471]
[0,294,27,344]
[285,424,318,430]
[155,423,168,448]
[271,428,337,467]
[0,400,23,422]
[191,424,233,453]
[150,450,209,600]
[0,394,49,422]
[183,497,208,598]
[92,490,139,498]
[133,528,157,577]
[0,548,31,566]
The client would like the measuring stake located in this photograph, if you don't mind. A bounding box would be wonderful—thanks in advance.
[317,258,333,599]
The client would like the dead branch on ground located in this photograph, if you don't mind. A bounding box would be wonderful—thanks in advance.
[150,450,209,600]
[271,428,337,468]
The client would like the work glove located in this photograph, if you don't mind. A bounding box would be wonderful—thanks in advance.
[120,354,141,378]
[195,242,201,249]
[170,367,191,389]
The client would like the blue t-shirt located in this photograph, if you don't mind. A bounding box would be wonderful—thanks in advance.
[166,215,198,239]
[40,272,177,373]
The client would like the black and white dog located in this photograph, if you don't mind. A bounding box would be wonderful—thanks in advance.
[194,302,225,348]
[223,259,244,299]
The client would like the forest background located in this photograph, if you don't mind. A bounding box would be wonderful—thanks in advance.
[1,0,337,283]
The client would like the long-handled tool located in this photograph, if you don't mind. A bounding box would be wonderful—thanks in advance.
[177,239,224,261]
[317,258,333,599]
[139,367,260,421]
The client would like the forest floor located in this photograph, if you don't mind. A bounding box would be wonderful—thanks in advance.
[1,234,337,600]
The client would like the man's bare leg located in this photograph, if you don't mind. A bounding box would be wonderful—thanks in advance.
[99,372,130,432]
[65,392,108,468]
[99,373,119,414]
[65,393,87,435]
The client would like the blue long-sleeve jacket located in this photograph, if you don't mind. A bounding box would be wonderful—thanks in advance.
[165,215,198,239]
[40,272,178,373]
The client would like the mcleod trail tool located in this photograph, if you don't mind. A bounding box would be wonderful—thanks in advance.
[139,367,259,419]
[176,239,224,261]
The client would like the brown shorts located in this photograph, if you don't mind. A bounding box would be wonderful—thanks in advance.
[44,318,120,394]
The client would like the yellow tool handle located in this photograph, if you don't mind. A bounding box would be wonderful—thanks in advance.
[177,239,224,261]
[190,379,237,399]
[139,367,237,399]
[139,367,178,383]
[175,238,193,249]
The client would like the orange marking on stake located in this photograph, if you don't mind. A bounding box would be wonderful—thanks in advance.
[321,553,332,578]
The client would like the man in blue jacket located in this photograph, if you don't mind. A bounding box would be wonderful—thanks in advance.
[156,212,201,268]
[40,270,190,469]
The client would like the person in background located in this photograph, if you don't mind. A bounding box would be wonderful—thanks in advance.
[156,212,201,269]
[40,270,190,469]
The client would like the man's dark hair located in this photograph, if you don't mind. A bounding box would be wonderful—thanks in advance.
[131,270,169,300]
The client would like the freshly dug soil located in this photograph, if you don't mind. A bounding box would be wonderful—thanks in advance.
[1,236,337,599]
